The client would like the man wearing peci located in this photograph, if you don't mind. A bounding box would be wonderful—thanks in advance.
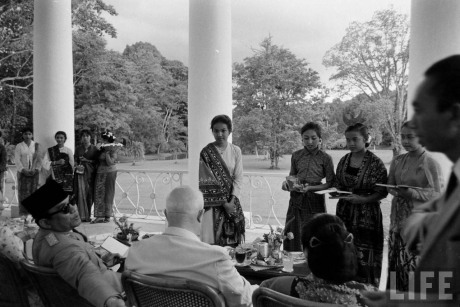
[126,185,255,307]
[22,180,125,307]
[363,55,460,305]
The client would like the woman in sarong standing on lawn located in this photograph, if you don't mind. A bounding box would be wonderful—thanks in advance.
[282,122,335,252]
[42,131,74,193]
[386,121,443,291]
[14,128,42,216]
[199,114,245,247]
[74,129,99,222]
[335,123,388,287]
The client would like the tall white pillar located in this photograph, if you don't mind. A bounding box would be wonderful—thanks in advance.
[33,0,74,152]
[408,0,460,179]
[188,0,233,189]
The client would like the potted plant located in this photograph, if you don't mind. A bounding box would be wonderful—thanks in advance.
[113,215,140,242]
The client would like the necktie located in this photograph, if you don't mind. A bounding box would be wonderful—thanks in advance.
[446,173,458,201]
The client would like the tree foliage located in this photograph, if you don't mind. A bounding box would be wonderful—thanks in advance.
[233,36,322,168]
[323,8,409,156]
[1,1,189,155]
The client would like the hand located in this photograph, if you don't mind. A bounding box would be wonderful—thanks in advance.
[101,252,121,267]
[281,181,289,191]
[223,198,236,215]
[361,291,390,307]
[105,297,125,307]
[342,194,366,204]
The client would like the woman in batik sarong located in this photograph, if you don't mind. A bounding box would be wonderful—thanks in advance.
[282,122,335,252]
[92,130,119,224]
[199,114,245,247]
[42,131,74,193]
[335,123,388,287]
[14,128,42,215]
[74,129,99,222]
[386,121,443,291]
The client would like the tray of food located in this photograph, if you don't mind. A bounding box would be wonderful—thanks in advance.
[250,257,283,268]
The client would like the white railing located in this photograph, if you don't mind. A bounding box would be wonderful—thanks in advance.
[3,166,289,229]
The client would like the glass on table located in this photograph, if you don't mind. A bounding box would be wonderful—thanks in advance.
[235,250,246,264]
[282,252,294,272]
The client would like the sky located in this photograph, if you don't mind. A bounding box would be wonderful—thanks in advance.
[102,0,411,86]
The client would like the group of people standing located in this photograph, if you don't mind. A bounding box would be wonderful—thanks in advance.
[199,113,443,291]
[14,128,120,223]
[282,120,443,291]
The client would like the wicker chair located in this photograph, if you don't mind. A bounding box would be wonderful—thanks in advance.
[122,270,226,307]
[20,259,94,307]
[252,287,342,307]
[0,254,31,307]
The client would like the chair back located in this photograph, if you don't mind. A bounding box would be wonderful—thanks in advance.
[0,254,30,307]
[122,270,226,307]
[252,287,342,307]
[20,259,94,307]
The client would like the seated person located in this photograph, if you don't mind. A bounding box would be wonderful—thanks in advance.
[260,213,376,306]
[22,180,125,307]
[126,185,255,307]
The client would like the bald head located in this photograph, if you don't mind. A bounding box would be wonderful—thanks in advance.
[166,186,204,215]
[165,186,204,233]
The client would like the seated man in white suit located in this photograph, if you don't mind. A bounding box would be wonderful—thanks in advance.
[363,56,460,306]
[126,185,255,307]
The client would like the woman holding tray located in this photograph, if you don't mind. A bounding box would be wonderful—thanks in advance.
[386,121,443,291]
[198,115,245,247]
[281,122,335,252]
[335,123,388,287]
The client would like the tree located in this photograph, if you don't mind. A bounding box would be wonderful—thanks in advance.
[323,8,409,156]
[233,36,322,168]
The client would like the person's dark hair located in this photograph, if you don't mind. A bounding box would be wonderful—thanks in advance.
[300,122,322,138]
[401,121,415,130]
[101,130,115,143]
[80,129,92,139]
[210,115,232,132]
[425,55,460,112]
[345,123,370,148]
[301,214,358,283]
[55,131,67,140]
[22,127,33,135]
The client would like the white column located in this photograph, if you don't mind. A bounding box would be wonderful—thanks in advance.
[33,0,74,152]
[408,0,460,179]
[188,0,233,189]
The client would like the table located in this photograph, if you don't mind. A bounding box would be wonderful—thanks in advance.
[236,262,310,285]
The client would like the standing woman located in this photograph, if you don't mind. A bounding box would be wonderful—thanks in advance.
[199,115,245,247]
[14,128,42,215]
[386,122,443,291]
[42,131,74,193]
[335,123,388,287]
[74,129,99,222]
[282,122,335,252]
[92,130,119,224]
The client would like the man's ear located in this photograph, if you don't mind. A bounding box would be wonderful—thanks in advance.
[38,218,52,229]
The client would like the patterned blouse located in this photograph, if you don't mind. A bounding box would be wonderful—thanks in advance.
[293,274,377,306]
[290,148,335,185]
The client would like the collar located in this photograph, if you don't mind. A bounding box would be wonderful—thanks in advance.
[304,147,320,155]
[163,227,200,242]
